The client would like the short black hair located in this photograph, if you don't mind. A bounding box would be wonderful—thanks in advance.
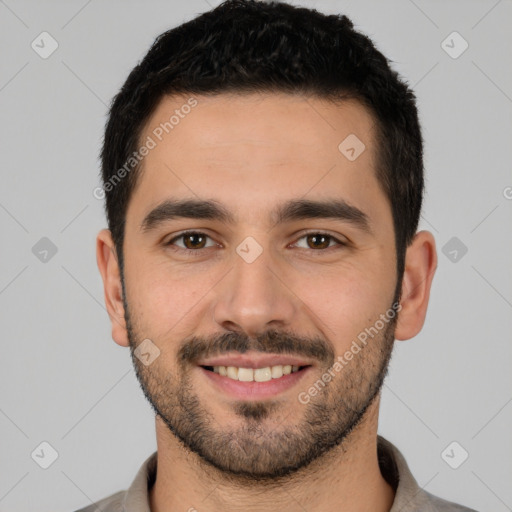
[100,0,424,295]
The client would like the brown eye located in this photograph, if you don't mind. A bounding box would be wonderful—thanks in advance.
[182,232,207,249]
[293,232,346,252]
[167,231,215,251]
[306,234,331,249]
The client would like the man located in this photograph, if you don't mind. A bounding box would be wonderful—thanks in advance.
[80,0,477,510]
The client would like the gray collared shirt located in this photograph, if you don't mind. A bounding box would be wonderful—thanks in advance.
[74,436,478,511]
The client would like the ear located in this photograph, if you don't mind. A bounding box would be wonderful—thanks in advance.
[394,230,437,341]
[96,229,129,347]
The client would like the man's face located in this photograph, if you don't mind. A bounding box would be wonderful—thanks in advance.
[119,93,399,480]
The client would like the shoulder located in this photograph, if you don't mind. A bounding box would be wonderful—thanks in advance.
[377,436,479,512]
[73,490,126,512]
[422,489,480,511]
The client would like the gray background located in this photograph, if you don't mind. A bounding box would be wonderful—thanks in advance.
[0,0,511,511]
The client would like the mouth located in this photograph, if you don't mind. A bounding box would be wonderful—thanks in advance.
[197,361,313,400]
[200,364,311,382]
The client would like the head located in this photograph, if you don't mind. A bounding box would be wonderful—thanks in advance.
[96,0,436,482]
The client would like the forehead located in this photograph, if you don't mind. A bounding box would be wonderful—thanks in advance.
[142,92,376,161]
[128,92,387,227]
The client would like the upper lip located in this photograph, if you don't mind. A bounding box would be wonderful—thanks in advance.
[197,352,314,369]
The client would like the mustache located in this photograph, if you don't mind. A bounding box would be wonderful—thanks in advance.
[177,329,335,368]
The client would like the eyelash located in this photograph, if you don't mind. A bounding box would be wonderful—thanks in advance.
[165,230,347,256]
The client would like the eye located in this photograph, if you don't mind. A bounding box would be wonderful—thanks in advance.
[166,231,218,252]
[165,230,347,255]
[292,232,346,251]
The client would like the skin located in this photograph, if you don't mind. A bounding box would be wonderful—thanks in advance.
[96,92,437,512]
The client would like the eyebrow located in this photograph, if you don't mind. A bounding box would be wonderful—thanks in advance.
[140,197,372,234]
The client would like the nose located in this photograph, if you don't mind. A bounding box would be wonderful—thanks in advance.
[212,242,298,338]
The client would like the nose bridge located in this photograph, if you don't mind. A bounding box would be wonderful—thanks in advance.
[212,241,296,335]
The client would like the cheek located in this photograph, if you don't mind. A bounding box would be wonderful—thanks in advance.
[292,263,393,349]
[128,261,214,331]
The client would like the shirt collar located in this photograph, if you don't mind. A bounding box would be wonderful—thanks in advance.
[122,436,435,512]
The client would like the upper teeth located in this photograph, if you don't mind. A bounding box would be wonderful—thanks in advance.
[212,365,301,382]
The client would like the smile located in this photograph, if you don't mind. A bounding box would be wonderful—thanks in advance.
[201,364,309,382]
[198,364,312,400]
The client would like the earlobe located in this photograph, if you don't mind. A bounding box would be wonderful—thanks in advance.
[394,230,437,341]
[96,229,130,347]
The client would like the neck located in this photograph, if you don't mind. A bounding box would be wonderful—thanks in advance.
[149,398,395,512]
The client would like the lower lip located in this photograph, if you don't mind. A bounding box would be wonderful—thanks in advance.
[198,366,312,400]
